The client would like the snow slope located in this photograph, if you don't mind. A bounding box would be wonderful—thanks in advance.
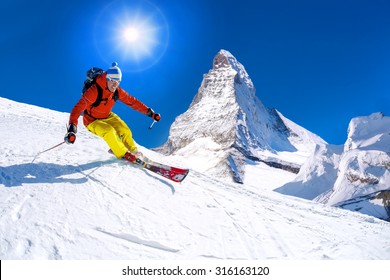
[1,97,390,260]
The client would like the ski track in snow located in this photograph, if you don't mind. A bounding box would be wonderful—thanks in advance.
[95,227,180,253]
[1,97,390,260]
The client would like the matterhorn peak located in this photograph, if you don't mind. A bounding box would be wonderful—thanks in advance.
[212,49,232,69]
[158,50,324,183]
[212,49,254,91]
[213,49,241,70]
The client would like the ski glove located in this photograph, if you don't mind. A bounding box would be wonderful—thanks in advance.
[64,123,77,144]
[147,108,161,122]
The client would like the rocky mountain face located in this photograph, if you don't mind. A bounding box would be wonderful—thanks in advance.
[158,50,325,183]
[276,112,390,221]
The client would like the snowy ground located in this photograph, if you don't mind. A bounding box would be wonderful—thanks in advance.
[1,97,390,261]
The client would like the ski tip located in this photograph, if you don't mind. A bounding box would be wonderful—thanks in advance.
[173,169,190,183]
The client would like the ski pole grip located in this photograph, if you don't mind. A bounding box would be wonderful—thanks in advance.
[69,134,76,143]
[65,132,76,144]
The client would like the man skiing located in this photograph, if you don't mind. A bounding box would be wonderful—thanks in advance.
[65,62,160,163]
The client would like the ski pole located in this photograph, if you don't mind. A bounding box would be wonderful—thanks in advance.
[148,120,157,130]
[32,141,66,163]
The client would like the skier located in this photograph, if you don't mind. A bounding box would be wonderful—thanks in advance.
[64,62,160,163]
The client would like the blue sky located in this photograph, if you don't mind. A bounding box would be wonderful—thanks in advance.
[1,0,389,149]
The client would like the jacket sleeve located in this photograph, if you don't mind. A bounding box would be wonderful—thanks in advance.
[117,88,149,115]
[68,86,98,125]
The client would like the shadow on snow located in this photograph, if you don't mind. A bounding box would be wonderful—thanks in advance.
[0,160,114,188]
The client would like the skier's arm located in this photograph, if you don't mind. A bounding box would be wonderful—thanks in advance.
[118,88,160,121]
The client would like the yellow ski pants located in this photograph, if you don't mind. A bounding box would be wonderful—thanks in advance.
[86,113,137,158]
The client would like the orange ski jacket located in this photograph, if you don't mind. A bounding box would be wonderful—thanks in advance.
[69,73,149,126]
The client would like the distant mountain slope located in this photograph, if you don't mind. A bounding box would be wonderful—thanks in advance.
[158,50,325,183]
[276,112,390,221]
[1,97,390,259]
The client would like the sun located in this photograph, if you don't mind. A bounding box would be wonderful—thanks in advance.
[124,27,140,43]
[117,17,159,61]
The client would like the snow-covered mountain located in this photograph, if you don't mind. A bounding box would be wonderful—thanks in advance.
[1,96,390,260]
[276,112,390,221]
[158,50,325,183]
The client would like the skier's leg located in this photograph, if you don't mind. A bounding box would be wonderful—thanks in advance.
[105,113,138,153]
[86,119,128,158]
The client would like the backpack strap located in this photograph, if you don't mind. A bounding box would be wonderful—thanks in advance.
[93,84,119,106]
[91,83,103,107]
[113,89,119,101]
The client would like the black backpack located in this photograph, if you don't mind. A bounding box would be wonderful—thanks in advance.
[82,67,119,109]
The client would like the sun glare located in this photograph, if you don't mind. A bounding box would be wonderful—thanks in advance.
[94,0,169,72]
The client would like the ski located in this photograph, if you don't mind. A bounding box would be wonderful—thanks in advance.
[131,157,189,183]
[108,149,189,182]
